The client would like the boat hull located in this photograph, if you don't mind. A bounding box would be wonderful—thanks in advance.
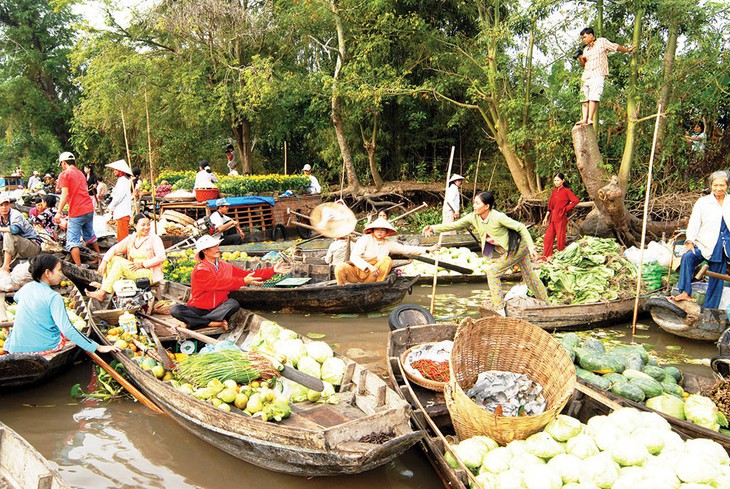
[645,296,728,341]
[0,421,70,489]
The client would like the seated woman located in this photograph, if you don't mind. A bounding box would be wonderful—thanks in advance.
[4,255,118,354]
[30,194,58,239]
[334,217,438,285]
[423,191,547,316]
[170,235,291,330]
[672,171,730,308]
[86,213,166,302]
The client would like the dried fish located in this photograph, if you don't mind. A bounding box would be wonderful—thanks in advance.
[465,370,547,417]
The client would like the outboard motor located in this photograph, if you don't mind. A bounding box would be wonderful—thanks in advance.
[111,278,154,312]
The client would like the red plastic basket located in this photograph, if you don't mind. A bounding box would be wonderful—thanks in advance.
[194,188,219,202]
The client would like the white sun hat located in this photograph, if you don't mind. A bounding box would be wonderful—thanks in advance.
[106,159,133,175]
[448,174,465,184]
[195,234,223,253]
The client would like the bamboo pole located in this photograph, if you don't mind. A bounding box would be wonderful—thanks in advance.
[284,141,288,175]
[120,109,132,168]
[472,149,482,201]
[144,89,157,233]
[430,146,455,314]
[631,103,663,333]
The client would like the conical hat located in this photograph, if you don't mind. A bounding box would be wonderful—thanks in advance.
[448,174,465,184]
[309,203,356,238]
[106,159,133,175]
[364,217,397,236]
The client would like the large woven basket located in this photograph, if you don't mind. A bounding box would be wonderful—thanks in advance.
[194,188,219,202]
[447,316,575,444]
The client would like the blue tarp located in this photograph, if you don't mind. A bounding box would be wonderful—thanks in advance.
[206,196,275,208]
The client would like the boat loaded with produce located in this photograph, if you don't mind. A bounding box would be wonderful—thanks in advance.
[86,280,421,476]
[387,319,730,489]
[0,281,93,390]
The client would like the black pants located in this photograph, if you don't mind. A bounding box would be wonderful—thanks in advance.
[220,227,243,246]
[170,298,240,329]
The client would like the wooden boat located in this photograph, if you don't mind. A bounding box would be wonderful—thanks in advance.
[86,280,422,476]
[644,296,727,341]
[0,421,70,489]
[0,283,93,391]
[386,323,625,488]
[504,293,661,331]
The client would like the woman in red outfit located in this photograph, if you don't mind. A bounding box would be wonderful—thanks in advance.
[170,235,290,330]
[542,173,580,259]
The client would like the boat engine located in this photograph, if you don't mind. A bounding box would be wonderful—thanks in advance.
[111,278,154,312]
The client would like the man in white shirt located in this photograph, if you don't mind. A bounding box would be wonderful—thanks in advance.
[442,174,464,234]
[209,198,245,246]
[303,164,321,194]
[27,171,41,190]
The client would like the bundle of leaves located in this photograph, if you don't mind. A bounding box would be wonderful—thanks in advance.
[539,237,645,305]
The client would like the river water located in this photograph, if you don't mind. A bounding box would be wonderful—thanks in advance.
[0,282,720,488]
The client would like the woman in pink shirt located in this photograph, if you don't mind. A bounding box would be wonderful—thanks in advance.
[542,173,580,259]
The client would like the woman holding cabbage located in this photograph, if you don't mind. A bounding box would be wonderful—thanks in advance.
[671,170,730,308]
[423,191,547,316]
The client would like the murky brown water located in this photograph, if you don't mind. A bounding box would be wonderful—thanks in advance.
[0,282,721,488]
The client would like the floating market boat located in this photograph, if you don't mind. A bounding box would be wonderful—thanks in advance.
[0,421,71,489]
[0,283,93,391]
[86,280,422,476]
[644,296,728,342]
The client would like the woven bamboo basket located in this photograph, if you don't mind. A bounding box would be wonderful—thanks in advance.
[194,188,219,202]
[399,343,449,392]
[447,316,575,444]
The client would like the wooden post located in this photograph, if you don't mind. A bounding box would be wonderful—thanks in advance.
[284,141,288,175]
[430,146,455,314]
[144,89,157,233]
[632,104,663,333]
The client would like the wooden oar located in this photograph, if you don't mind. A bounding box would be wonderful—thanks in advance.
[85,351,164,414]
[138,317,175,370]
[410,255,473,275]
[697,268,730,283]
[139,313,325,391]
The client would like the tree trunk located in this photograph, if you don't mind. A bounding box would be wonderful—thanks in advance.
[231,120,253,174]
[329,0,361,193]
[362,115,383,190]
[654,17,679,155]
[618,9,644,192]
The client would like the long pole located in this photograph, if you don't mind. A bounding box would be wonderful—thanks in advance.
[120,109,132,167]
[472,149,482,201]
[144,89,157,233]
[631,103,663,333]
[430,146,455,314]
[284,141,288,175]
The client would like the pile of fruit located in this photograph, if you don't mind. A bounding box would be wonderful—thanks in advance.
[163,249,249,284]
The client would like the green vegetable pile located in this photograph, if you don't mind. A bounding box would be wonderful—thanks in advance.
[558,332,729,434]
[446,408,730,488]
[157,169,310,195]
[539,237,645,305]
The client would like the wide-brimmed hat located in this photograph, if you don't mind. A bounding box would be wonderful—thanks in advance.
[364,217,398,236]
[309,202,356,238]
[215,198,230,207]
[302,164,312,171]
[0,193,10,204]
[44,173,52,179]
[106,159,133,175]
[194,234,222,253]
[33,170,39,175]
[58,151,75,164]
[448,174,465,184]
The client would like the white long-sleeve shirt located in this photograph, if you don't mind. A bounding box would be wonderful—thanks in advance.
[686,194,730,260]
[444,184,461,213]
[308,175,321,194]
[194,170,218,189]
[107,175,132,220]
[350,234,427,271]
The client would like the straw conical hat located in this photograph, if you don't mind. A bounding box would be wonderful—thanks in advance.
[106,159,133,175]
[364,217,398,236]
[309,203,356,238]
[448,174,465,184]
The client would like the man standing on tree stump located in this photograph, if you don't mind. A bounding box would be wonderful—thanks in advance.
[576,27,635,126]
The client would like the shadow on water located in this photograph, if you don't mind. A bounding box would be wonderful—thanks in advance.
[0,282,722,488]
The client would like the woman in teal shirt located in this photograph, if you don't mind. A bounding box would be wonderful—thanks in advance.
[4,255,119,354]
[424,191,547,315]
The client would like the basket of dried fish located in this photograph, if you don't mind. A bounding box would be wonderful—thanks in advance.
[399,341,452,391]
[447,316,575,444]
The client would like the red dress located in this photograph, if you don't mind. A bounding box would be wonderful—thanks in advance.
[543,186,580,258]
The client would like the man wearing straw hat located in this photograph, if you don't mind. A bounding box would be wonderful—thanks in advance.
[334,217,438,285]
[170,235,290,330]
[442,174,465,234]
[56,152,101,265]
[105,159,134,242]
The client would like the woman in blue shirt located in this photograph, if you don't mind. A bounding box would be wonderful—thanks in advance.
[4,255,119,354]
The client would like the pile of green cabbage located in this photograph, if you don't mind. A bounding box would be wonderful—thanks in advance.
[446,407,730,489]
[539,237,645,305]
[397,247,492,276]
[248,320,346,403]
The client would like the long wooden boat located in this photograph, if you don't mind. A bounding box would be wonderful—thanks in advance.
[0,283,93,391]
[644,296,727,341]
[386,323,626,488]
[87,280,421,476]
[504,292,661,331]
[0,421,70,489]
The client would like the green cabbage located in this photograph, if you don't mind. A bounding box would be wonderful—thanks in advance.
[297,356,321,379]
[579,453,620,488]
[631,428,665,455]
[683,438,730,466]
[273,338,306,367]
[611,472,644,489]
[525,431,565,459]
[277,328,299,340]
[566,434,600,459]
[288,383,309,403]
[638,411,672,431]
[474,472,496,489]
[547,453,582,484]
[609,438,649,466]
[545,414,583,442]
[684,394,728,432]
[494,470,523,489]
[450,437,493,471]
[675,453,720,484]
[521,464,562,489]
[606,408,644,434]
[305,341,334,363]
[509,452,545,472]
[480,447,512,474]
[320,357,346,385]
